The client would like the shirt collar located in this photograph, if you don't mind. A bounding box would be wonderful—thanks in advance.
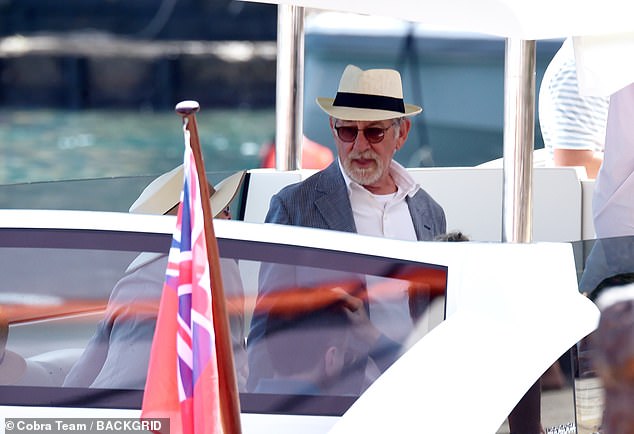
[338,158,419,197]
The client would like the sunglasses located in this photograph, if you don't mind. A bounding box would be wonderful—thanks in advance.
[334,124,395,144]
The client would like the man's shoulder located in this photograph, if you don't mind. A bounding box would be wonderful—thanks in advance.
[412,186,443,210]
[275,171,319,199]
[410,187,447,230]
[275,164,339,198]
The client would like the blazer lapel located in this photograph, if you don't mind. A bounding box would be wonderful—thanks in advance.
[407,191,432,241]
[315,163,357,233]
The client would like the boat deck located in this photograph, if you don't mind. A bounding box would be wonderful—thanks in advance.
[497,387,576,434]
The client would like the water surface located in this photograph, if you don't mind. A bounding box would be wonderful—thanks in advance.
[0,108,276,184]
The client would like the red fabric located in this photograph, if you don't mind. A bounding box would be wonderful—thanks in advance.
[141,127,223,434]
[261,136,334,169]
[141,286,182,434]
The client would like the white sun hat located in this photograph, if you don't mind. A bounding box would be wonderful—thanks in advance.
[316,64,423,121]
[129,165,246,217]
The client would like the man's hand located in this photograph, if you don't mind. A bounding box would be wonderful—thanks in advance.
[330,286,381,347]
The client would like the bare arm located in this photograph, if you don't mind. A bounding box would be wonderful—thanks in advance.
[553,148,604,179]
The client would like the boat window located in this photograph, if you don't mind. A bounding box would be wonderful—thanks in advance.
[0,226,447,416]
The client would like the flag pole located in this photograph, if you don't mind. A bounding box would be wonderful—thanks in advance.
[176,100,242,434]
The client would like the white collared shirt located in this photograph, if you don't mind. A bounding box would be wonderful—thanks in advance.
[339,159,418,241]
[339,159,420,342]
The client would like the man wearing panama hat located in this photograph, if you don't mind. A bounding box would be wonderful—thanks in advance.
[266,64,445,239]
[247,65,446,392]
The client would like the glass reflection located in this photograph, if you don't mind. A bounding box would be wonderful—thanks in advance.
[574,235,634,434]
[0,232,447,417]
[246,260,447,397]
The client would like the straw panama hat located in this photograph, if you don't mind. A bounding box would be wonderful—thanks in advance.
[129,165,246,217]
[316,64,423,121]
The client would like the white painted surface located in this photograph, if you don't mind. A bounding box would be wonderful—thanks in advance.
[0,211,600,434]
[331,242,600,434]
[241,166,586,242]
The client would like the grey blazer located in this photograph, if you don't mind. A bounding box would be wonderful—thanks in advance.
[247,162,447,392]
[265,161,447,240]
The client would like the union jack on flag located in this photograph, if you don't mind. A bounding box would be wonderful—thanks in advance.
[142,123,223,434]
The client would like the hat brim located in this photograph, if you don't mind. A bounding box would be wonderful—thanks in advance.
[129,166,246,218]
[210,170,246,217]
[316,97,422,121]
[129,165,183,215]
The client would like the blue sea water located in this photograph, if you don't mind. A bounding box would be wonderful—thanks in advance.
[0,108,276,184]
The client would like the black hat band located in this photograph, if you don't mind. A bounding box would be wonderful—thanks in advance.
[333,92,405,113]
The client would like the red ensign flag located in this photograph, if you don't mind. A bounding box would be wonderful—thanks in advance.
[141,124,223,434]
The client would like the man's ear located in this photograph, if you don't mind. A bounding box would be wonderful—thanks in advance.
[397,118,412,150]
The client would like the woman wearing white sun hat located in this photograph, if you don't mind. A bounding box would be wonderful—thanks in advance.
[64,167,249,391]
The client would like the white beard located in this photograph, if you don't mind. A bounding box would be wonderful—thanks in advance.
[342,150,385,186]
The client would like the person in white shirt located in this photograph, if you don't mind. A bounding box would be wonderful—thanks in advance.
[246,64,446,393]
[539,38,609,179]
[263,64,446,240]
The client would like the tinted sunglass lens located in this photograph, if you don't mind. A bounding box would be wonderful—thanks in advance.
[336,126,358,142]
[364,128,385,143]
[336,126,389,143]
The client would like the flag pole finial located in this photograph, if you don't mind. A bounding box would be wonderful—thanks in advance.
[175,100,200,116]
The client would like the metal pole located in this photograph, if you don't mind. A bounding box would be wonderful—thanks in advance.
[502,39,536,244]
[501,39,541,434]
[176,101,243,434]
[275,4,305,170]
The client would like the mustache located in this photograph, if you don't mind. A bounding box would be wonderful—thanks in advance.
[347,150,379,161]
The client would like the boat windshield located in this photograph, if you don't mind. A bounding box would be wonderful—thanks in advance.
[0,172,245,214]
[0,223,447,416]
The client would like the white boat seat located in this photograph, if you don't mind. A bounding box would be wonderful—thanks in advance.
[241,166,591,242]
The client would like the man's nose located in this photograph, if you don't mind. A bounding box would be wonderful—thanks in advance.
[351,130,371,152]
